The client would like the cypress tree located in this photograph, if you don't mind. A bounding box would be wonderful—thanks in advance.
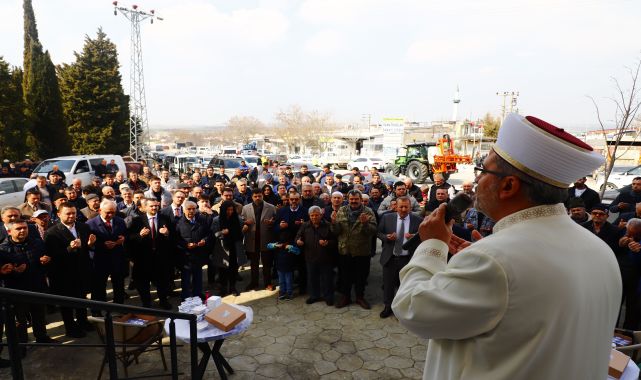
[59,28,129,155]
[22,0,70,159]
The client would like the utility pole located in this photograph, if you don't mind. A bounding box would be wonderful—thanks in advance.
[113,1,163,161]
[496,91,519,122]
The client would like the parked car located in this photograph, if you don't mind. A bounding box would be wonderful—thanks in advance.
[208,157,245,178]
[347,157,385,171]
[596,165,640,191]
[32,155,127,186]
[287,163,322,177]
[0,178,30,208]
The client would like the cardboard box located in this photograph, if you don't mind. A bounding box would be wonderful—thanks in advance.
[609,349,630,379]
[205,303,246,332]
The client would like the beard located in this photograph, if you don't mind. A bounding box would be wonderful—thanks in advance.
[474,180,500,217]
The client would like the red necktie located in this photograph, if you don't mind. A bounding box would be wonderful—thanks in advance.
[150,218,156,240]
[105,220,112,232]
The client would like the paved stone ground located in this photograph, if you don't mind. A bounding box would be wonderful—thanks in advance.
[0,241,428,380]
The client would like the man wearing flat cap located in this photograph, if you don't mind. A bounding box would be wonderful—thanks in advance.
[393,113,622,379]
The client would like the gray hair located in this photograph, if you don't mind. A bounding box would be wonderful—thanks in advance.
[302,183,313,190]
[1,206,20,216]
[308,205,322,215]
[319,193,330,200]
[493,153,568,205]
[182,200,197,210]
[99,199,117,210]
[331,191,344,198]
[628,218,641,229]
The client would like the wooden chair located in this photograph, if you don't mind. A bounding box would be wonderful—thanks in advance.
[89,315,168,380]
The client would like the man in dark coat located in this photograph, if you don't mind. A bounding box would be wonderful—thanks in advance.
[581,204,624,255]
[377,196,422,318]
[87,199,128,306]
[175,200,211,299]
[127,198,173,309]
[295,205,336,305]
[565,177,600,212]
[44,203,96,337]
[0,220,58,347]
[610,177,641,214]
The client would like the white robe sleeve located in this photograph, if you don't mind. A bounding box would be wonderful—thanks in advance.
[392,239,509,340]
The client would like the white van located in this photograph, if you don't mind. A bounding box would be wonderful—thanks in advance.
[32,155,127,186]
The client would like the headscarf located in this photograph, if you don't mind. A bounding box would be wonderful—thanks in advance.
[219,200,242,242]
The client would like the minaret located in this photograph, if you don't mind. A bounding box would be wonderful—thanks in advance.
[452,85,461,122]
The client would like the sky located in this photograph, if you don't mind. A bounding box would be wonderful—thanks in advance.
[0,0,640,131]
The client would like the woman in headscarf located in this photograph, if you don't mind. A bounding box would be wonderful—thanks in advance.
[212,200,246,296]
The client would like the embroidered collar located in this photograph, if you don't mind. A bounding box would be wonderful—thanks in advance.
[493,203,567,233]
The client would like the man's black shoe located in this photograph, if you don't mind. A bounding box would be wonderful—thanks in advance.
[305,297,320,305]
[380,306,394,319]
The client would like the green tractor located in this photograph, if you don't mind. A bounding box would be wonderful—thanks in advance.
[386,141,463,183]
[386,143,438,183]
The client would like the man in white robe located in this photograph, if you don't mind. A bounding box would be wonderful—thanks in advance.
[393,113,622,380]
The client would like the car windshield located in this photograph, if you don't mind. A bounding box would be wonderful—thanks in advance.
[34,159,75,173]
[244,157,259,164]
[371,158,383,161]
[224,160,241,168]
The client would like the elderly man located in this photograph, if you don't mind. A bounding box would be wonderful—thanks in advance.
[175,201,211,299]
[392,114,621,379]
[461,181,475,198]
[378,196,422,318]
[425,188,449,213]
[331,189,377,309]
[80,193,101,221]
[0,220,58,348]
[428,173,455,200]
[296,205,336,305]
[581,204,622,254]
[403,178,424,204]
[234,179,252,205]
[87,199,128,306]
[241,188,277,291]
[44,203,96,337]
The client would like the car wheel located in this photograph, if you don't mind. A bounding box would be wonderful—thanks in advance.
[600,182,618,191]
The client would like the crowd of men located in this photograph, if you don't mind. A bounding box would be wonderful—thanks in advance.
[0,154,637,366]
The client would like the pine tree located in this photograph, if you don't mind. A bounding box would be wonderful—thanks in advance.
[0,59,28,160]
[59,28,129,155]
[22,0,70,159]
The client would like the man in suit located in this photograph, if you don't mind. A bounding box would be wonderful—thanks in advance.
[159,190,187,229]
[275,192,309,295]
[87,199,128,306]
[377,196,422,318]
[18,189,52,218]
[128,198,173,309]
[241,188,277,291]
[44,203,96,337]
[175,200,211,299]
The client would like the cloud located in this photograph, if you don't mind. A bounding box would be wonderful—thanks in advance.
[405,35,494,64]
[304,29,346,57]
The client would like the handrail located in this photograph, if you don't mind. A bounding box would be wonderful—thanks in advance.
[0,287,200,380]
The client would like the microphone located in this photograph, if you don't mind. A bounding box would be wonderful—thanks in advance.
[401,192,474,251]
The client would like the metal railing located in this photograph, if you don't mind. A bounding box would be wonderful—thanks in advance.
[0,288,199,380]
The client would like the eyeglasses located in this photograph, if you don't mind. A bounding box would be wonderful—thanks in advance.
[474,166,509,178]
